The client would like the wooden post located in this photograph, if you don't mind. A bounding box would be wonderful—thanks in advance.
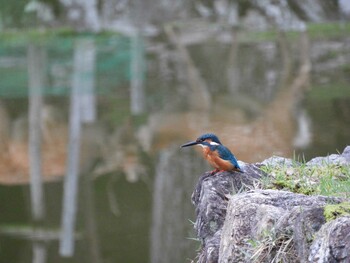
[130,31,145,115]
[59,39,85,257]
[79,39,96,123]
[32,242,47,263]
[28,44,46,222]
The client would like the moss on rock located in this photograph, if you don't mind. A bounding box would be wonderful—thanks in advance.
[323,202,350,222]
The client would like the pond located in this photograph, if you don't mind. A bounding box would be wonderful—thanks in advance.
[0,26,349,263]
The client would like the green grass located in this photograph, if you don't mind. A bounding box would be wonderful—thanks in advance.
[240,22,350,43]
[260,161,350,198]
[306,84,350,102]
[307,22,350,39]
[0,27,124,47]
[1,21,349,46]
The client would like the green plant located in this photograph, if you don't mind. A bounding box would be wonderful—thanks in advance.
[260,161,350,198]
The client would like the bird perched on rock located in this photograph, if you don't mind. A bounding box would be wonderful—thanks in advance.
[181,133,243,174]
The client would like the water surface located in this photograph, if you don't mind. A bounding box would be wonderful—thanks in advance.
[0,30,349,262]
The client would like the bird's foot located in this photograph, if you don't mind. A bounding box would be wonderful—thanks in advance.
[210,169,226,175]
[210,169,220,176]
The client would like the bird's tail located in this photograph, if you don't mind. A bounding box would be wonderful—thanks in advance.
[233,167,244,173]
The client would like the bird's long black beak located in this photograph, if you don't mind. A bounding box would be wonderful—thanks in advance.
[181,141,198,148]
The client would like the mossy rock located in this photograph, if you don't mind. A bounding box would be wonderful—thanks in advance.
[272,179,315,195]
[323,202,350,222]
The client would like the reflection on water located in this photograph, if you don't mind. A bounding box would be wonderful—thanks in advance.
[0,28,349,262]
[151,147,206,263]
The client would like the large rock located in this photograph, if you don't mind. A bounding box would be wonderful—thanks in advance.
[191,164,263,263]
[191,146,350,263]
[219,190,343,262]
[309,216,350,262]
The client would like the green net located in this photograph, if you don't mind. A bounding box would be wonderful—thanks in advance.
[0,35,137,98]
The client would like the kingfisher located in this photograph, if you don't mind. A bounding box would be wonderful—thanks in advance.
[181,133,243,174]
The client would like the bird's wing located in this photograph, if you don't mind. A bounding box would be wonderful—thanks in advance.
[216,145,235,160]
[217,145,240,169]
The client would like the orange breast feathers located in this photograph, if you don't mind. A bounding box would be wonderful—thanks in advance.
[202,147,234,171]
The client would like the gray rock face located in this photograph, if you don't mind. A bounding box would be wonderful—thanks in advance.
[309,216,350,263]
[191,164,262,263]
[219,190,342,263]
[262,145,350,168]
[261,156,295,167]
[307,154,348,167]
[341,146,350,162]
